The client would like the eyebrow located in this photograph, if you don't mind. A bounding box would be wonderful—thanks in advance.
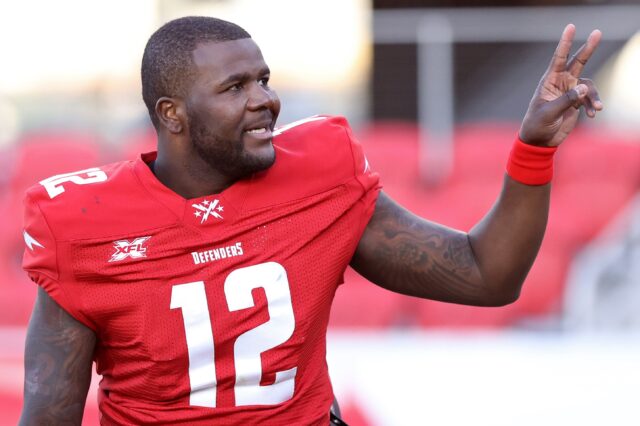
[218,67,271,88]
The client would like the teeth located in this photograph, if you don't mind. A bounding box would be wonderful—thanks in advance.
[246,127,267,134]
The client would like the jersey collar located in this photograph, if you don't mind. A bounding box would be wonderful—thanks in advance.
[133,152,253,228]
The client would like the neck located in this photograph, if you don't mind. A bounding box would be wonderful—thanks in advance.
[152,136,234,199]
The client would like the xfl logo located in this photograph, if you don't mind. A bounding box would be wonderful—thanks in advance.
[109,237,151,262]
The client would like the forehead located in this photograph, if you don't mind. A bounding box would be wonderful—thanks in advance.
[191,38,267,81]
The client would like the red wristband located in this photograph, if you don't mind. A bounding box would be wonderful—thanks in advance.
[506,137,557,185]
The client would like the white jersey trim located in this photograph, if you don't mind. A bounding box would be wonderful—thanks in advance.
[272,116,328,136]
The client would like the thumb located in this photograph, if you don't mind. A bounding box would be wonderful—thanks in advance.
[544,84,588,116]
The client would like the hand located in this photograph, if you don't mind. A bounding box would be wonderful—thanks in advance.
[519,24,603,147]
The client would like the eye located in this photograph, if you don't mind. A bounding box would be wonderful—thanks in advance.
[227,83,242,92]
[258,76,270,87]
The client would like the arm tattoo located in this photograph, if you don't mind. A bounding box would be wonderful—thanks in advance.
[351,192,488,305]
[20,287,96,426]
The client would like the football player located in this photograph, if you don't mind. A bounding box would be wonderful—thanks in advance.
[19,17,602,425]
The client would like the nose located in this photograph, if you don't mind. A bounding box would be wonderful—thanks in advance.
[247,82,277,112]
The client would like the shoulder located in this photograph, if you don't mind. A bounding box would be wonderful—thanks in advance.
[273,115,351,140]
[262,115,369,195]
[24,158,162,241]
[26,160,129,201]
[22,160,132,285]
[273,115,356,169]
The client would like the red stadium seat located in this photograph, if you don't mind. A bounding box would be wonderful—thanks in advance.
[118,126,157,161]
[548,180,638,246]
[331,269,408,327]
[7,132,103,194]
[452,124,514,183]
[512,245,573,319]
[554,127,640,184]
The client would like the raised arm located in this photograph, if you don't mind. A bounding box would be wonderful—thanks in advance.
[20,287,96,426]
[351,24,602,306]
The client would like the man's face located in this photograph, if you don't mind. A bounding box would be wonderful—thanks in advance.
[185,38,281,181]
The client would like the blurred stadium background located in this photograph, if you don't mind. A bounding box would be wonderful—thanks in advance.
[1,0,639,424]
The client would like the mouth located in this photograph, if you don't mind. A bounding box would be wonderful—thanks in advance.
[244,127,269,135]
[243,119,275,140]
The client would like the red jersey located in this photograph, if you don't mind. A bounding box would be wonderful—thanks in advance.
[22,116,380,425]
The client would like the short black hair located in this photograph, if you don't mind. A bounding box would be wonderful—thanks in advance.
[141,16,251,128]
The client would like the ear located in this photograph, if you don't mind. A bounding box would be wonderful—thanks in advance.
[155,97,186,134]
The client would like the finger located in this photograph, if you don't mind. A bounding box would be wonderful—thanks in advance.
[579,78,604,111]
[567,29,602,77]
[547,24,576,73]
[578,78,604,113]
[571,80,603,118]
[545,83,588,117]
[577,97,596,118]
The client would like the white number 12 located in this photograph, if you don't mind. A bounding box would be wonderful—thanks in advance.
[170,262,297,408]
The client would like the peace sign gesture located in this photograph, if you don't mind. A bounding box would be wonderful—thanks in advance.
[519,24,603,147]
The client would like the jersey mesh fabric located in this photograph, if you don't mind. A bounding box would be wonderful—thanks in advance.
[22,116,380,425]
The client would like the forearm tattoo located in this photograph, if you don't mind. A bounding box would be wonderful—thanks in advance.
[21,288,95,426]
[352,192,485,304]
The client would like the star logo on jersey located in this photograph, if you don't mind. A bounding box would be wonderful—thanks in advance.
[109,236,151,262]
[23,230,44,251]
[192,198,224,224]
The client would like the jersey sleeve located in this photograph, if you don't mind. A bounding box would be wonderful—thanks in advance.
[22,189,95,330]
[343,119,380,195]
[341,118,382,238]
